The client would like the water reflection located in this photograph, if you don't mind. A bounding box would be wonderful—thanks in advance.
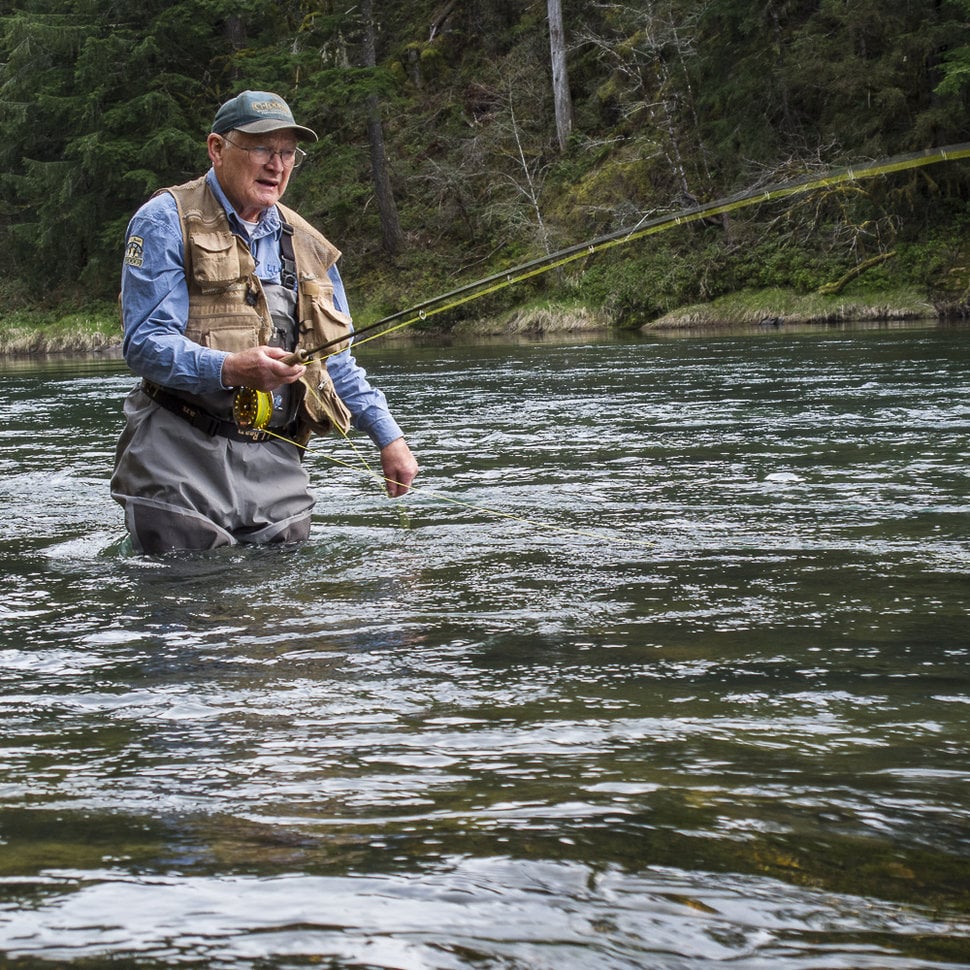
[3,858,964,967]
[1,325,969,967]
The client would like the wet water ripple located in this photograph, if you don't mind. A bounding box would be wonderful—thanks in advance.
[0,327,968,967]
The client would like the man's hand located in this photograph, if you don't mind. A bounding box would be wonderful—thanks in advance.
[222,346,306,392]
[380,437,418,497]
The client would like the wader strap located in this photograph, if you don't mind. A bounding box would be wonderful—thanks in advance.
[279,220,297,290]
[141,381,302,449]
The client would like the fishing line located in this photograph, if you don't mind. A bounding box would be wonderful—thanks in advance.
[258,389,655,549]
[316,446,656,550]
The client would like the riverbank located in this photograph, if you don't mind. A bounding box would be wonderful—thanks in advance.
[642,284,940,330]
[0,306,121,355]
[0,284,951,355]
[433,284,942,338]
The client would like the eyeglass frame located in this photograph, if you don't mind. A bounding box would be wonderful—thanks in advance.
[222,134,307,169]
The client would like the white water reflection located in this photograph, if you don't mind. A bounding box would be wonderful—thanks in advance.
[2,860,966,968]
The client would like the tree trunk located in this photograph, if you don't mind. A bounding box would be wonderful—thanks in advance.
[361,0,405,257]
[547,0,573,152]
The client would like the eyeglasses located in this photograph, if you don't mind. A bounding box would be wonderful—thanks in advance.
[223,135,307,169]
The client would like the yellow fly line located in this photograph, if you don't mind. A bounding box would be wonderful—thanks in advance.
[257,406,658,549]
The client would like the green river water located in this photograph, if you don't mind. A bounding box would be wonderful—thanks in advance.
[0,323,968,968]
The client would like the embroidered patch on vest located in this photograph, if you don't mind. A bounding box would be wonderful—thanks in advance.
[124,235,144,268]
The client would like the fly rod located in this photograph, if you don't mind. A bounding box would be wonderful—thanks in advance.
[233,141,970,429]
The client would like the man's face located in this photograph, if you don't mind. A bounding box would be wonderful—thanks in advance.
[207,129,299,221]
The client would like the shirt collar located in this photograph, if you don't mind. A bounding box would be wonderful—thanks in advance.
[206,168,281,241]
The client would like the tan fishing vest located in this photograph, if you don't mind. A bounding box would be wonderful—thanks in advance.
[161,176,352,440]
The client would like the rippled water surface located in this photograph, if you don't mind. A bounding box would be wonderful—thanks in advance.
[1,324,969,968]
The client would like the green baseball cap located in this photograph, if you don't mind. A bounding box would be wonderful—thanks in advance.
[212,90,318,141]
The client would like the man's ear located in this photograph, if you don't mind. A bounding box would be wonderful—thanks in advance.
[207,133,225,167]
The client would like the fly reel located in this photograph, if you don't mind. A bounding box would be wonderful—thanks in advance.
[232,386,274,430]
[232,350,308,430]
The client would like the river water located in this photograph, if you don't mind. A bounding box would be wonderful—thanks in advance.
[0,323,968,968]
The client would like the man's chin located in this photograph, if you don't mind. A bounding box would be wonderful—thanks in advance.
[253,187,283,207]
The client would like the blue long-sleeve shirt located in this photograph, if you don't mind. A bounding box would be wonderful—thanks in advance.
[120,169,403,447]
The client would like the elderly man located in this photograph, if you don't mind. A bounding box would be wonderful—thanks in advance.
[112,90,417,555]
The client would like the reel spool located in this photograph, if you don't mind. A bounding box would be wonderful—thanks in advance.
[233,387,274,430]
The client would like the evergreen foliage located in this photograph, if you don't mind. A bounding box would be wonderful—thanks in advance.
[1,0,968,322]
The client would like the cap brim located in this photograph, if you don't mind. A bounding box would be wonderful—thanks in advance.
[234,119,318,141]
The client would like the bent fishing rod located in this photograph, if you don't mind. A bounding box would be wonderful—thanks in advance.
[233,141,970,430]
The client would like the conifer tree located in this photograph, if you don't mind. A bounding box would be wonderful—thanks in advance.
[0,0,286,298]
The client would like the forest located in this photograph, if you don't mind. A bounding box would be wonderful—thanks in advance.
[2,0,970,333]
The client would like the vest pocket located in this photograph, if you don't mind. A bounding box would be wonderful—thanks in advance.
[188,323,259,353]
[299,280,353,340]
[190,231,247,289]
[298,360,352,436]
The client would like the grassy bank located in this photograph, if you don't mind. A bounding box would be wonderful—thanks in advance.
[0,284,949,356]
[413,285,942,339]
[643,285,938,330]
[0,305,121,355]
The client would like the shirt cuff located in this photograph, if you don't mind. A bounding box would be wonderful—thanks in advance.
[213,350,233,390]
[361,412,405,449]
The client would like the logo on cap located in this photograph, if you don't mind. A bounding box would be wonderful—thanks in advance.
[252,99,288,116]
